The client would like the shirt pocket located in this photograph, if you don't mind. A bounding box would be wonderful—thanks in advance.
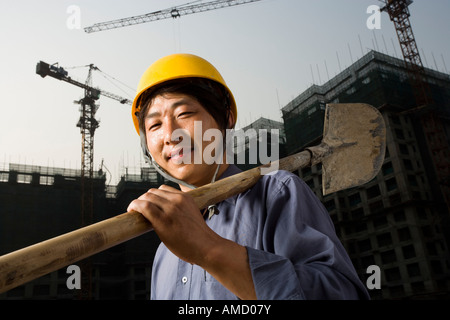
[201,270,238,300]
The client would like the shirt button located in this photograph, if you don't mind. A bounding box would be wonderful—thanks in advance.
[181,276,188,284]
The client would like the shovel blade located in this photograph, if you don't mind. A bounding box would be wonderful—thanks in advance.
[321,103,386,195]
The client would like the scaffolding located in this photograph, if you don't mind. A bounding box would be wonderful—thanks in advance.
[1,163,105,181]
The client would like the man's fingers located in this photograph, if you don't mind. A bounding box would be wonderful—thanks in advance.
[128,187,200,232]
[128,188,181,221]
[145,187,184,204]
[127,197,162,222]
[138,189,171,207]
[158,184,181,192]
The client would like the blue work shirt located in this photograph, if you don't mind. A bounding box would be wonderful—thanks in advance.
[151,165,370,300]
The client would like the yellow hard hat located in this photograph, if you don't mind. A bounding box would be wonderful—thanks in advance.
[132,53,237,135]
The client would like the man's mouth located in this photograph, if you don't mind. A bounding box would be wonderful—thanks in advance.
[167,147,193,162]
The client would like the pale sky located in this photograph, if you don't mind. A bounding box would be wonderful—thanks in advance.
[1,0,449,184]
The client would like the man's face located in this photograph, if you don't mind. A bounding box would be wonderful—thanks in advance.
[144,92,223,187]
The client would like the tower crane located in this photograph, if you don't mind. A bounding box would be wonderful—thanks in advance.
[380,1,450,213]
[84,0,262,33]
[36,61,132,298]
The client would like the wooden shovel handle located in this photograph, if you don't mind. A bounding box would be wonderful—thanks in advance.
[0,151,312,293]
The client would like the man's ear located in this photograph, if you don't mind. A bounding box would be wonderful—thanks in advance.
[226,109,235,129]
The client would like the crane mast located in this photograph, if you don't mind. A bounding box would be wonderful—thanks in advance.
[76,64,98,229]
[380,0,430,107]
[84,0,262,33]
[380,0,450,214]
[36,61,131,299]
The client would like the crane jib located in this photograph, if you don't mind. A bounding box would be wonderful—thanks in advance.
[35,61,131,105]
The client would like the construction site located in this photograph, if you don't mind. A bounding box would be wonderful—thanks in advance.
[1,0,449,300]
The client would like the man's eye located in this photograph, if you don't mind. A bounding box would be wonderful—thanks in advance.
[178,112,192,118]
[149,123,161,131]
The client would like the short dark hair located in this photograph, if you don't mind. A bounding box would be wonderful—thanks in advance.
[137,78,231,134]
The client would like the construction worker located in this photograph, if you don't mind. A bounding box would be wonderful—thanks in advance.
[127,53,370,300]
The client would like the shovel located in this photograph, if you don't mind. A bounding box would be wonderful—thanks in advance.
[0,103,386,293]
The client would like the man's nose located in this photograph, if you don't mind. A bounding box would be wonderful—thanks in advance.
[163,120,183,145]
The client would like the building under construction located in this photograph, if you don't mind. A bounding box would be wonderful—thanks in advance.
[0,164,168,300]
[0,163,106,299]
[282,50,450,299]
